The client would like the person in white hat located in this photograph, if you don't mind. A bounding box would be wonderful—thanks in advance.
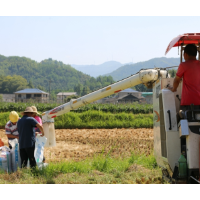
[5,111,20,149]
[17,107,44,169]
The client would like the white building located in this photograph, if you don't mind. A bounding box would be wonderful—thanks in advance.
[15,88,49,103]
[57,92,77,104]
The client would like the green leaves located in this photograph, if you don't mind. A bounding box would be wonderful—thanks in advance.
[0,102,153,116]
[73,103,153,114]
[0,75,28,94]
[0,102,58,112]
[54,111,153,129]
[168,69,177,78]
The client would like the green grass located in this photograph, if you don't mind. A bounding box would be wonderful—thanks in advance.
[55,111,153,129]
[73,102,153,114]
[0,111,153,128]
[0,152,163,184]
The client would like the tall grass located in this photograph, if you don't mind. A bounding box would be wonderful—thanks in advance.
[27,152,158,179]
[0,152,162,184]
[0,111,153,128]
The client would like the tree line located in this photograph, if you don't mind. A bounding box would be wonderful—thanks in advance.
[0,75,33,94]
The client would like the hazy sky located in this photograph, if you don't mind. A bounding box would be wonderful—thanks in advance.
[0,16,200,65]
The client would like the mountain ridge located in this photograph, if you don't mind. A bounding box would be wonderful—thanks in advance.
[71,61,123,77]
[104,57,180,81]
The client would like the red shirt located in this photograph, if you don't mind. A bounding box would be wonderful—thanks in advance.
[176,60,200,105]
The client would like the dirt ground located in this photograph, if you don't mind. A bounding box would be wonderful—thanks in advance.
[0,128,154,162]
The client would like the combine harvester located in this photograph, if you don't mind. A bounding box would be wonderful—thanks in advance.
[42,33,200,184]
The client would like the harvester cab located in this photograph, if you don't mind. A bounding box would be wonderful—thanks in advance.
[154,33,200,183]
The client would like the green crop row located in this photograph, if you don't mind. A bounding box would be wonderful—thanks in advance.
[0,111,153,129]
[55,111,153,129]
[0,102,153,114]
[0,102,59,113]
[72,102,153,114]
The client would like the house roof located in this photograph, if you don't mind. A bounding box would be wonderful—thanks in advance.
[57,92,77,96]
[15,88,48,94]
[142,92,153,97]
[119,88,139,93]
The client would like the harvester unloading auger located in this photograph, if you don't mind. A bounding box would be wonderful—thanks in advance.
[42,33,200,184]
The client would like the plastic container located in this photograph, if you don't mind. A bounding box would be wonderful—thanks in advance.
[178,154,187,178]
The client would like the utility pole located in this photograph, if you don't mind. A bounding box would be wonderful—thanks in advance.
[48,79,53,103]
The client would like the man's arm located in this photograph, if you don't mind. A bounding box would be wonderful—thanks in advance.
[36,123,44,136]
[170,76,182,92]
[6,134,19,139]
[5,126,19,139]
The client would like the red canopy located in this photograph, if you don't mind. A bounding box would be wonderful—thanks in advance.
[165,33,200,55]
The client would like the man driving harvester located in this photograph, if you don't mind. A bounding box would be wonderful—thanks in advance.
[170,44,200,118]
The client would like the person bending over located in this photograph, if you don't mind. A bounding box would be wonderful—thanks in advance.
[17,107,44,169]
[5,111,20,149]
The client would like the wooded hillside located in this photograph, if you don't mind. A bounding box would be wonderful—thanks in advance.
[0,55,115,95]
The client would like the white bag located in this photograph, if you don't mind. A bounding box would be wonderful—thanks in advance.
[10,139,21,172]
[27,135,47,168]
[43,123,56,147]
[0,146,12,173]
[34,135,47,163]
[37,162,48,169]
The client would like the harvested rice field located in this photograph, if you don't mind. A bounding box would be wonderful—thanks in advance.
[0,128,154,162]
[0,128,164,184]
